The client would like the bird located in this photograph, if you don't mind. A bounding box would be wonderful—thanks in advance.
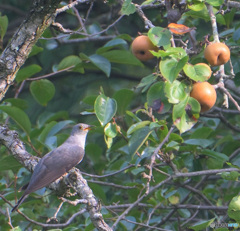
[11,123,91,212]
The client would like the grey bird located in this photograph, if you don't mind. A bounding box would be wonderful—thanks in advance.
[12,123,91,212]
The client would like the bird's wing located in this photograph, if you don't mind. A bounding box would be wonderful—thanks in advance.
[25,145,84,194]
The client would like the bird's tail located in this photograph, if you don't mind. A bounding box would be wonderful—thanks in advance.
[11,194,28,212]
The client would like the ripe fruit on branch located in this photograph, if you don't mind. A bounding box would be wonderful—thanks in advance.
[190,82,216,112]
[204,42,230,66]
[131,35,158,61]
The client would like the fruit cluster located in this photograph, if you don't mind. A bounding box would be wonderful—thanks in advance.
[131,35,231,113]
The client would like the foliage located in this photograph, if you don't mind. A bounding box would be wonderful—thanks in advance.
[0,0,240,230]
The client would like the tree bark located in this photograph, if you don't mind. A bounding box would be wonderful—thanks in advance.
[0,0,62,101]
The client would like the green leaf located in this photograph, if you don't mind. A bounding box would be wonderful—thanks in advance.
[0,155,22,171]
[200,149,229,162]
[228,196,240,222]
[104,123,118,138]
[148,27,171,48]
[184,139,214,148]
[38,121,57,143]
[126,110,142,122]
[121,0,136,15]
[190,127,213,139]
[0,15,8,40]
[153,47,187,58]
[30,79,55,106]
[184,6,210,21]
[172,96,200,133]
[206,0,224,7]
[57,55,82,71]
[160,56,188,82]
[220,171,239,181]
[101,50,143,66]
[137,74,157,92]
[0,106,31,135]
[183,63,211,82]
[4,98,28,110]
[94,94,117,126]
[15,64,42,82]
[147,82,171,114]
[88,182,107,203]
[127,121,151,135]
[57,55,84,73]
[88,54,111,77]
[128,126,152,155]
[187,2,205,11]
[29,45,44,58]
[113,89,134,115]
[189,218,215,231]
[165,80,188,104]
[97,38,128,53]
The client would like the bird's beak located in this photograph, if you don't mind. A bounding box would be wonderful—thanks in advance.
[84,125,95,131]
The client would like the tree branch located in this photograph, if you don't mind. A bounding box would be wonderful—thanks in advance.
[0,0,62,101]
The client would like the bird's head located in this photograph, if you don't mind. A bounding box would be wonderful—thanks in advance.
[71,123,92,136]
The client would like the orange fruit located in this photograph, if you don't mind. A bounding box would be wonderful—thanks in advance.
[131,35,158,61]
[190,82,217,112]
[204,42,230,66]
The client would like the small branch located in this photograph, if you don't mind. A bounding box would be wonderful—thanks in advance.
[111,176,172,229]
[55,0,89,15]
[27,66,75,81]
[174,168,240,178]
[81,164,135,178]
[135,4,154,29]
[203,112,240,132]
[46,202,63,223]
[181,210,199,228]
[216,82,240,111]
[60,197,88,205]
[206,4,219,42]
[145,125,175,194]
[87,179,136,189]
[123,217,171,231]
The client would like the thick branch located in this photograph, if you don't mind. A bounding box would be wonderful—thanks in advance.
[0,125,111,231]
[0,0,62,101]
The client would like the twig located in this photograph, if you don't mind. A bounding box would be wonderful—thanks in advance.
[18,208,86,227]
[55,0,89,15]
[174,168,240,178]
[27,66,75,81]
[6,208,14,229]
[216,82,240,111]
[81,164,136,178]
[123,217,171,231]
[87,179,136,189]
[153,125,175,156]
[145,125,175,194]
[111,176,172,229]
[203,112,240,132]
[60,197,88,205]
[180,210,199,228]
[135,4,154,29]
[46,202,63,223]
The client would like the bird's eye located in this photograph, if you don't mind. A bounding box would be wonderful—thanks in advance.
[79,125,82,129]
